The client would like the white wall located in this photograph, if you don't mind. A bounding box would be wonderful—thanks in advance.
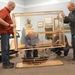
[0,0,73,46]
[22,1,71,43]
[72,0,75,3]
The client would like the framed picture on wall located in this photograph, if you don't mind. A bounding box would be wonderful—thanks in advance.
[54,18,70,32]
[54,18,59,30]
[54,18,64,30]
[64,23,70,32]
[15,16,21,31]
[45,17,52,24]
[37,21,43,28]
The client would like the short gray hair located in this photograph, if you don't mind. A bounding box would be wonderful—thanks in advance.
[68,2,75,7]
[7,1,15,6]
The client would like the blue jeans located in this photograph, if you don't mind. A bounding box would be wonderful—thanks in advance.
[1,34,10,64]
[72,35,75,58]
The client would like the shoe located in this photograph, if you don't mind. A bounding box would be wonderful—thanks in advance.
[57,52,62,56]
[3,63,14,69]
[64,54,68,57]
[9,62,14,65]
[72,58,75,61]
[27,57,33,59]
[33,56,38,58]
[64,56,68,59]
[33,55,38,58]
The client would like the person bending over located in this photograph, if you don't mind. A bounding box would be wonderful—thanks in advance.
[24,31,39,58]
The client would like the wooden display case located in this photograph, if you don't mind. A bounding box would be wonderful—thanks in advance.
[12,10,65,50]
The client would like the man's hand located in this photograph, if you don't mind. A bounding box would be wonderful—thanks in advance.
[10,24,16,28]
[61,11,65,18]
[55,40,60,44]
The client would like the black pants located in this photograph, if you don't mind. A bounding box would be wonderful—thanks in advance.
[72,35,75,58]
[51,48,62,56]
[26,49,38,58]
[51,46,69,56]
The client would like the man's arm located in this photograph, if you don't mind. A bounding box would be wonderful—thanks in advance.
[0,18,16,28]
[0,18,9,26]
[53,35,58,44]
[64,15,75,23]
[24,35,31,47]
[64,35,68,46]
[0,9,16,28]
[61,11,75,23]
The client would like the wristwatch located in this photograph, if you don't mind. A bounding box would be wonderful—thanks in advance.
[8,24,10,27]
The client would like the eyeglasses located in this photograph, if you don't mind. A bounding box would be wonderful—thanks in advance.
[10,5,15,10]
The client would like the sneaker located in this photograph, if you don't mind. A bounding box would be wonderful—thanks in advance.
[3,63,14,69]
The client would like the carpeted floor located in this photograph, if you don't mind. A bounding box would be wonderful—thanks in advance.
[0,48,75,75]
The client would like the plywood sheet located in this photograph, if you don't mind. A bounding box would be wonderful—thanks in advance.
[16,60,63,68]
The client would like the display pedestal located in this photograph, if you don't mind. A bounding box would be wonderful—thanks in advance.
[25,28,34,34]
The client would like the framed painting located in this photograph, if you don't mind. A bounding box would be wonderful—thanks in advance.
[37,21,43,28]
[54,18,59,30]
[45,17,52,24]
[64,23,70,32]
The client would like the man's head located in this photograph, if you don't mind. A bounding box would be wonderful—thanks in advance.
[7,1,15,12]
[67,2,75,12]
[56,28,62,35]
[28,31,35,39]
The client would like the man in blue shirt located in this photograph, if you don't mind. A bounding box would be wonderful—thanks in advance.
[24,31,39,58]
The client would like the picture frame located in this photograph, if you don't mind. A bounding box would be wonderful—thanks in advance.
[64,23,70,32]
[15,16,21,31]
[37,21,43,28]
[45,17,52,24]
[54,18,64,30]
[54,18,60,30]
[54,18,70,32]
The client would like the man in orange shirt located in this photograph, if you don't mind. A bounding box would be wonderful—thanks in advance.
[0,1,16,68]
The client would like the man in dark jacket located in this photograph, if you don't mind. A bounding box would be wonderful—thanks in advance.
[61,2,75,60]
